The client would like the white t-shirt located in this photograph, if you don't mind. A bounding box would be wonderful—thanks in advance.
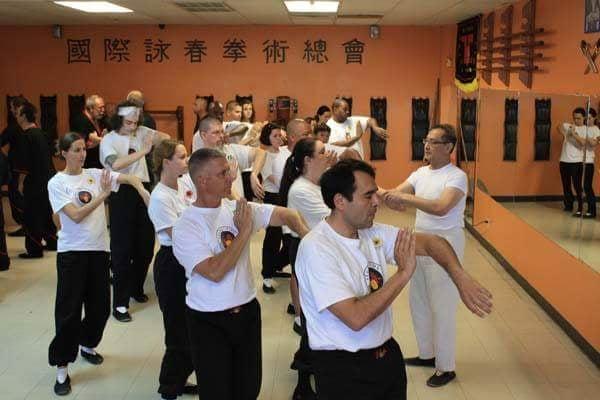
[262,147,291,194]
[584,125,600,163]
[324,143,349,157]
[406,163,467,231]
[560,123,586,163]
[148,175,197,247]
[99,126,157,181]
[284,176,330,237]
[223,143,252,198]
[223,121,247,145]
[48,169,120,252]
[326,116,369,158]
[192,130,203,153]
[172,199,274,312]
[296,220,398,352]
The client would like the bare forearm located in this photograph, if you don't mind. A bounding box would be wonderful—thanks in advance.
[401,194,445,215]
[282,210,309,238]
[111,151,147,171]
[193,229,252,282]
[417,233,463,279]
[251,148,266,176]
[66,191,110,223]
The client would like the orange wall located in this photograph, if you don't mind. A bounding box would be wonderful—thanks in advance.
[473,188,600,350]
[0,24,453,188]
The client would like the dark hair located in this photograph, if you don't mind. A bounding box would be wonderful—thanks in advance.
[19,101,37,123]
[239,98,255,123]
[430,123,457,150]
[57,132,84,159]
[588,108,597,118]
[278,137,317,207]
[259,122,282,146]
[320,159,375,210]
[314,122,331,135]
[188,148,226,181]
[10,96,28,109]
[109,100,141,131]
[153,139,181,178]
[573,107,587,116]
[315,105,331,120]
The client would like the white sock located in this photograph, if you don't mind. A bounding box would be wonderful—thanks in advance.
[80,346,96,355]
[263,278,273,288]
[294,316,301,326]
[57,366,68,384]
[116,306,127,313]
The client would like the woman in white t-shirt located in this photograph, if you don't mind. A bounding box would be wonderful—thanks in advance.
[47,132,149,396]
[278,136,336,399]
[148,140,197,400]
[259,123,292,293]
[99,101,169,322]
[558,108,586,214]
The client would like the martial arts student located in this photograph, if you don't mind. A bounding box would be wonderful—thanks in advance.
[16,101,57,258]
[295,159,493,399]
[557,108,586,214]
[148,140,197,400]
[47,132,149,396]
[260,123,292,294]
[196,116,265,200]
[99,101,169,322]
[381,124,469,386]
[172,148,309,400]
[70,94,109,169]
[325,98,388,159]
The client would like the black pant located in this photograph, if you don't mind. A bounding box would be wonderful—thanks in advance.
[153,246,194,399]
[312,338,407,400]
[109,184,155,309]
[584,163,596,216]
[8,170,24,226]
[48,251,110,366]
[241,170,254,201]
[23,190,57,256]
[186,299,262,400]
[559,162,583,211]
[0,197,9,269]
[261,192,289,279]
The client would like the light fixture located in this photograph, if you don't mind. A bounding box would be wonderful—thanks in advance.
[53,1,133,13]
[284,1,339,13]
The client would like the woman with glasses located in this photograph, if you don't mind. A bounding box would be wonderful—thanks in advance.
[99,101,170,322]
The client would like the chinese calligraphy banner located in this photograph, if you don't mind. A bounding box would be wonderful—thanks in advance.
[455,15,480,93]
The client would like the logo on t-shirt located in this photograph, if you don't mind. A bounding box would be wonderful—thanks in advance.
[77,190,93,205]
[364,262,384,293]
[216,226,237,250]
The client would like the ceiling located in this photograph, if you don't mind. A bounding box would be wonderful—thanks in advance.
[0,0,517,26]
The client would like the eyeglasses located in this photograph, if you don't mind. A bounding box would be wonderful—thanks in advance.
[422,139,450,145]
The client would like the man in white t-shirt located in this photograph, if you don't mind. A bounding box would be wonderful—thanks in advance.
[197,116,266,200]
[172,148,309,400]
[325,98,389,159]
[296,159,492,399]
[381,124,468,387]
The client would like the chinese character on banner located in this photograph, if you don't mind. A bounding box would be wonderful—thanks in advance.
[223,38,247,62]
[144,39,171,63]
[342,38,365,64]
[303,39,329,63]
[262,39,289,64]
[104,38,130,62]
[184,40,208,63]
[67,39,91,63]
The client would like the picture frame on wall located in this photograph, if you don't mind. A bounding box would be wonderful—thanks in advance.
[585,0,600,33]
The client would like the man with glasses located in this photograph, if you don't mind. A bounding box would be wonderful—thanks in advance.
[379,124,467,387]
[71,94,109,169]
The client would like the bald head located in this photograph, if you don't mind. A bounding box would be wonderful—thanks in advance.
[332,98,350,122]
[127,90,144,107]
[286,118,311,150]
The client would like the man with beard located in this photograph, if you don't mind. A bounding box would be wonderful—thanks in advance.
[71,94,110,168]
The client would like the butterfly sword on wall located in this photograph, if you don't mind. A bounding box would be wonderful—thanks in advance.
[580,39,600,74]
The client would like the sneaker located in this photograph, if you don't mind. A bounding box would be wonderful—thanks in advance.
[262,284,276,294]
[112,309,132,322]
[404,356,435,367]
[179,383,199,395]
[132,293,149,303]
[426,370,456,387]
[80,349,104,365]
[286,303,296,315]
[18,252,43,259]
[54,375,71,396]
[573,211,583,217]
[583,212,596,219]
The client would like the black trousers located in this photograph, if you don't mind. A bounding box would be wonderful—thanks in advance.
[241,170,254,201]
[23,190,57,256]
[48,251,110,367]
[153,246,194,399]
[559,162,583,210]
[261,192,289,279]
[186,299,262,400]
[8,170,24,226]
[0,198,9,269]
[109,184,155,309]
[312,338,407,400]
[584,163,596,216]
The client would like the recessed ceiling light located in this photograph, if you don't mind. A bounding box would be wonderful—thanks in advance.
[54,1,133,13]
[284,1,339,13]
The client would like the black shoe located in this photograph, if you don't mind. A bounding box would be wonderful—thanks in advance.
[292,384,317,400]
[286,303,296,315]
[113,309,132,322]
[18,252,43,259]
[426,371,456,387]
[132,293,148,303]
[180,383,199,395]
[54,375,71,396]
[80,349,104,365]
[563,205,573,212]
[272,271,292,278]
[262,283,276,294]
[405,356,436,367]
[7,228,25,237]
[293,321,303,336]
[44,244,57,251]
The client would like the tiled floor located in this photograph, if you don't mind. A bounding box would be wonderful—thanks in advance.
[0,206,597,400]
